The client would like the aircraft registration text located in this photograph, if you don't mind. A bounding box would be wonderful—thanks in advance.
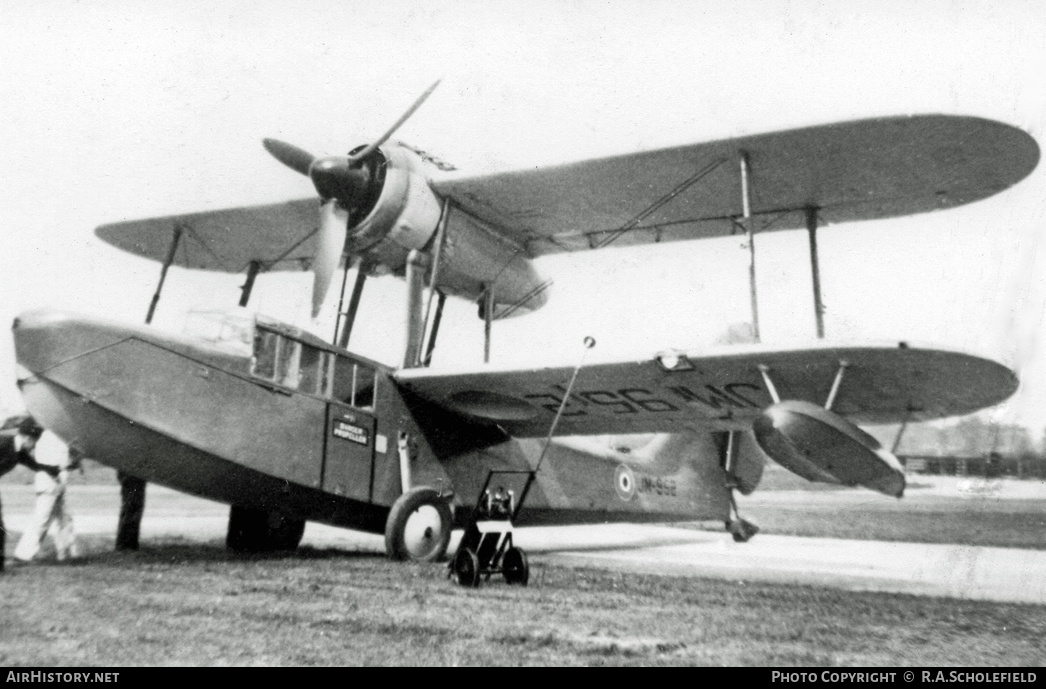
[525,383,762,416]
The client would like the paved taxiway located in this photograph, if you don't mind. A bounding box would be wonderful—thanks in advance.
[2,482,1044,605]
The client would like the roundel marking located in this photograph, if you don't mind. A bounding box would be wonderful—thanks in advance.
[614,464,636,501]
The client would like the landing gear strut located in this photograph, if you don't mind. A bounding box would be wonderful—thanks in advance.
[723,430,759,543]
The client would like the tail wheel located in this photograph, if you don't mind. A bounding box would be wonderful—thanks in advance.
[453,547,480,587]
[384,487,452,562]
[502,546,530,586]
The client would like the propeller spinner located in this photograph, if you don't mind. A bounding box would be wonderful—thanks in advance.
[263,80,441,317]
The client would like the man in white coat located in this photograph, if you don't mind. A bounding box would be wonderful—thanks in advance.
[13,430,80,562]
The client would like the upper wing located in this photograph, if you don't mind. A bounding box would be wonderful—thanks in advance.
[96,199,319,273]
[94,115,1038,271]
[394,342,1017,437]
[433,115,1039,255]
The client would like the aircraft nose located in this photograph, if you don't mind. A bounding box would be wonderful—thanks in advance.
[13,309,129,377]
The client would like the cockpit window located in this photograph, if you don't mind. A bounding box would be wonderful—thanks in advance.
[276,339,302,388]
[184,309,254,355]
[252,327,306,391]
[253,329,280,380]
[352,364,375,410]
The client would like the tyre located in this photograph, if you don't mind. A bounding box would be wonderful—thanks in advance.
[502,546,529,586]
[384,487,452,562]
[453,547,480,587]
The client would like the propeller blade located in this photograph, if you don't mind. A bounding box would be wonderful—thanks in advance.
[263,138,316,176]
[312,199,349,318]
[347,79,441,164]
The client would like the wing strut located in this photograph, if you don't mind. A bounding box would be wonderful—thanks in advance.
[418,198,452,367]
[403,250,431,368]
[238,260,261,307]
[336,263,368,349]
[739,152,760,342]
[482,286,495,363]
[824,359,850,411]
[806,207,826,338]
[145,225,183,324]
[422,291,446,367]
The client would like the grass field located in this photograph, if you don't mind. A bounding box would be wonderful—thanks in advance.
[721,466,1046,550]
[731,498,1046,550]
[1,536,1043,667]
[3,466,1045,666]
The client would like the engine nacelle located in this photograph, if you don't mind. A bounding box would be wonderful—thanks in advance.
[752,400,905,497]
[348,144,548,318]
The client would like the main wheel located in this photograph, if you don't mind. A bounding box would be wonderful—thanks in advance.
[227,506,306,552]
[502,546,529,585]
[384,487,452,562]
[453,547,480,587]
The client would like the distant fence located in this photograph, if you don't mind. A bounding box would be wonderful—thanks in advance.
[899,455,1046,479]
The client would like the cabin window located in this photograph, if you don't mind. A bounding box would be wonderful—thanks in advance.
[252,327,371,405]
[298,345,331,396]
[330,357,376,410]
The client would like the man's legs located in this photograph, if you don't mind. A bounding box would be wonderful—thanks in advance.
[14,484,58,562]
[116,471,146,551]
[51,486,78,560]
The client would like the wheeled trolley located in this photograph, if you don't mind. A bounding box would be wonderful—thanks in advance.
[450,470,535,587]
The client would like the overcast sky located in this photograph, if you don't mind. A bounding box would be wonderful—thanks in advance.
[1,0,1043,432]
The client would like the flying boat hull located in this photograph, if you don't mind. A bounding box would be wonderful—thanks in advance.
[13,309,734,538]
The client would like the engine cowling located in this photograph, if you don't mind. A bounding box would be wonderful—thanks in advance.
[752,400,905,497]
[347,144,549,318]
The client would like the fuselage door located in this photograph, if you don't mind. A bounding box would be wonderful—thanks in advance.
[322,358,378,502]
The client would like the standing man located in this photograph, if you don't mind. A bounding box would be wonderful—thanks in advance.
[116,472,146,551]
[14,428,80,563]
[0,416,45,571]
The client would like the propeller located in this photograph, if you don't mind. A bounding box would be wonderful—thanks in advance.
[315,200,350,318]
[263,80,441,317]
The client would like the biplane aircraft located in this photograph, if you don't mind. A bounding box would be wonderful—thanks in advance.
[12,84,1039,567]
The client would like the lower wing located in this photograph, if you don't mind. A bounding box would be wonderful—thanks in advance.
[394,340,1016,436]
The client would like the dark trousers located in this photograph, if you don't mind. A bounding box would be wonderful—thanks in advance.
[0,493,5,572]
[116,472,146,551]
